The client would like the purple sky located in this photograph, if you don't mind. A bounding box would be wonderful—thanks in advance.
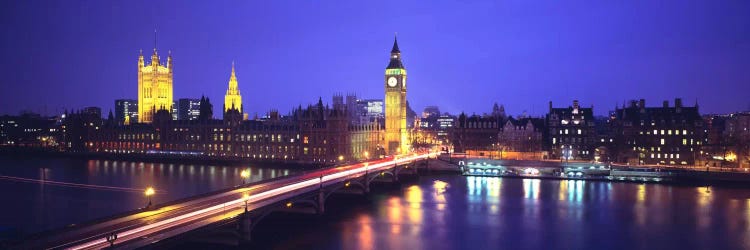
[1,1,748,117]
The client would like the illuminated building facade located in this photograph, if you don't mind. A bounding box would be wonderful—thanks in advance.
[384,37,408,154]
[547,100,597,160]
[498,118,544,153]
[137,48,174,123]
[453,113,500,153]
[0,113,58,147]
[704,112,750,168]
[224,63,243,114]
[85,99,384,164]
[611,98,704,165]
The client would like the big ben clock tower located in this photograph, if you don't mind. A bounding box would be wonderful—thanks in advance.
[384,36,408,155]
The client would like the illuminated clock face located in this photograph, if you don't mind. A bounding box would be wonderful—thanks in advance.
[388,77,397,87]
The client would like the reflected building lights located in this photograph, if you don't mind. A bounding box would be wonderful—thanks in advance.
[523,179,540,200]
[486,177,500,198]
[558,180,568,201]
[572,180,583,202]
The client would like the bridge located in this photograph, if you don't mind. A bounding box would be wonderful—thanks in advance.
[12,153,434,249]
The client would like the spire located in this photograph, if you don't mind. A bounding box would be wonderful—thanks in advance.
[138,49,145,68]
[391,34,400,54]
[227,62,238,90]
[167,50,172,69]
[386,35,405,69]
[153,29,157,53]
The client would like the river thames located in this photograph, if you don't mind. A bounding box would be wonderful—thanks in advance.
[0,156,291,235]
[3,157,750,250]
[243,175,750,250]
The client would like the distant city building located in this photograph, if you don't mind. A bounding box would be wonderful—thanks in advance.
[332,93,358,124]
[492,103,506,119]
[81,107,102,119]
[357,99,384,124]
[138,48,174,123]
[422,106,440,118]
[0,113,58,147]
[115,99,138,125]
[406,101,417,129]
[498,117,544,153]
[704,112,750,168]
[419,106,441,130]
[178,98,201,120]
[453,113,500,153]
[546,100,596,160]
[610,98,704,165]
[172,101,178,120]
[437,114,455,140]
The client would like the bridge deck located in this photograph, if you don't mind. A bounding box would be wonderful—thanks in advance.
[9,153,432,250]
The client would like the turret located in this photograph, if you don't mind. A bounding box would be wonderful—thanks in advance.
[151,48,159,67]
[138,49,144,68]
[167,50,172,70]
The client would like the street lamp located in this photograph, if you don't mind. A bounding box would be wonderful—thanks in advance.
[338,155,344,162]
[242,193,250,212]
[240,169,250,184]
[144,187,155,207]
[364,151,369,160]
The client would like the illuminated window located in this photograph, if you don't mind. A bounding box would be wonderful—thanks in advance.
[653,130,657,135]
[660,130,665,135]
[682,139,687,145]
[683,130,687,135]
[565,129,569,134]
[668,130,672,135]
[660,138,665,145]
[553,138,557,144]
[577,129,581,135]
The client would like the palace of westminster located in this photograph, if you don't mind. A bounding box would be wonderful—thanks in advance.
[62,37,411,164]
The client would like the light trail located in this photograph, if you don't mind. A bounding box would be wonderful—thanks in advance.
[0,175,167,194]
[65,153,431,250]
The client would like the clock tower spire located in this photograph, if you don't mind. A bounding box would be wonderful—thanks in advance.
[384,35,408,155]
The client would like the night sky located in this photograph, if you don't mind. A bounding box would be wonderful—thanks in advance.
[1,1,748,117]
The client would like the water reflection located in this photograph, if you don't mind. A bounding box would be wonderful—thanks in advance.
[523,178,540,200]
[248,174,750,250]
[0,157,293,235]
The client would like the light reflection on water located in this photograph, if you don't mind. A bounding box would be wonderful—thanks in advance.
[0,157,293,235]
[255,175,750,250]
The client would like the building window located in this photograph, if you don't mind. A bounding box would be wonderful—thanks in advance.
[660,138,665,145]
